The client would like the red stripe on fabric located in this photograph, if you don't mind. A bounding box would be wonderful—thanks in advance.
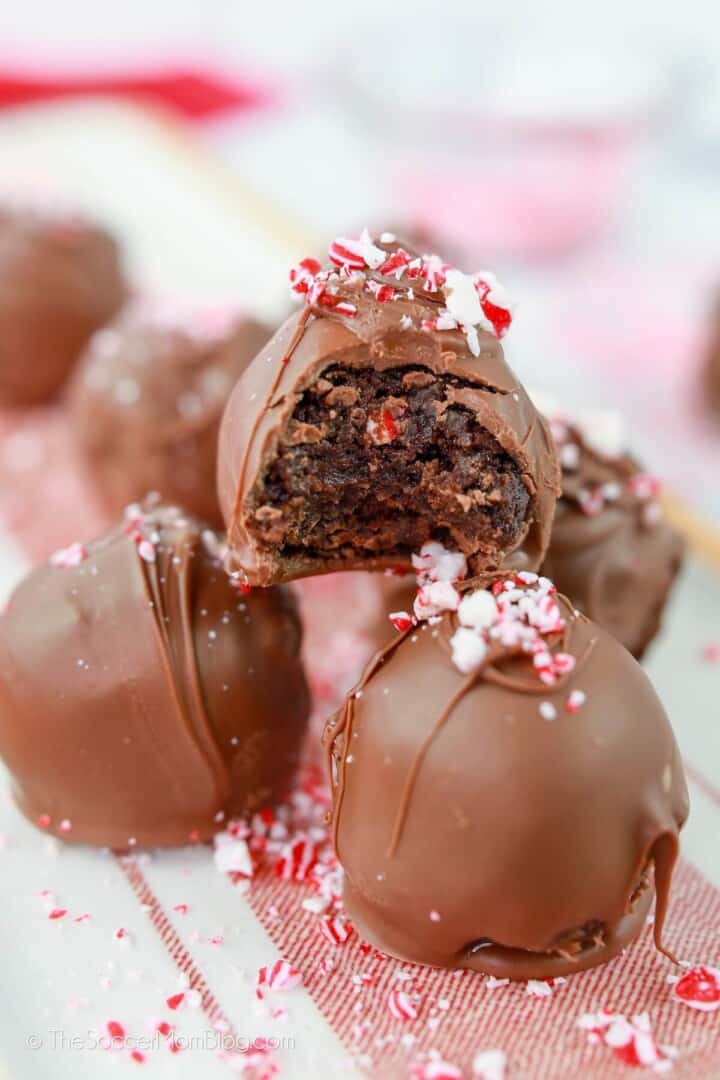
[115,854,238,1036]
[243,860,720,1079]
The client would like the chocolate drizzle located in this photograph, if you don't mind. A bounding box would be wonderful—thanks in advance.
[0,503,311,848]
[324,578,688,980]
[139,521,231,812]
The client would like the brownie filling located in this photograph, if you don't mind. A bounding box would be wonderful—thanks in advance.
[248,366,530,567]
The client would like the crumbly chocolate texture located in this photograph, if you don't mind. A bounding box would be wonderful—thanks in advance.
[324,578,688,980]
[218,235,559,586]
[540,417,684,659]
[0,503,310,848]
[68,309,271,529]
[0,205,128,406]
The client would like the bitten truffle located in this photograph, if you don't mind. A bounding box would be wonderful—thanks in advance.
[68,303,271,528]
[324,563,688,981]
[0,502,310,848]
[218,230,559,586]
[536,397,685,659]
[0,205,128,406]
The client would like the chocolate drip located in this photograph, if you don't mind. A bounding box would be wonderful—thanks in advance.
[325,579,688,980]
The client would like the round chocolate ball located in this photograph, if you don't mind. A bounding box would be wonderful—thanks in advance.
[218,230,559,587]
[324,572,688,980]
[0,502,310,848]
[536,400,684,659]
[68,304,271,529]
[0,205,128,406]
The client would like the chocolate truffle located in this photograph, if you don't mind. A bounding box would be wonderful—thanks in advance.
[0,502,310,848]
[0,205,128,406]
[218,231,559,586]
[324,568,688,981]
[68,303,271,529]
[535,397,685,659]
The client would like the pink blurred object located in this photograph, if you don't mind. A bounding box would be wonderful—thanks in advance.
[344,29,672,261]
[0,65,277,119]
[395,129,634,262]
[0,407,107,563]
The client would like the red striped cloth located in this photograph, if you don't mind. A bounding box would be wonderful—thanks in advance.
[1,401,719,1078]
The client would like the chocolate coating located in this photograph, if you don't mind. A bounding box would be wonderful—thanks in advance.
[538,408,684,659]
[324,579,688,980]
[218,235,559,586]
[0,205,128,406]
[0,503,310,848]
[68,306,271,529]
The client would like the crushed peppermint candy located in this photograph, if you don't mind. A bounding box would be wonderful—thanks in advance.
[288,231,513,352]
[50,541,87,568]
[473,1048,507,1080]
[412,541,467,587]
[319,914,353,946]
[403,547,579,693]
[387,987,419,1021]
[670,965,720,1011]
[526,977,566,997]
[213,831,253,877]
[275,836,318,882]
[577,1009,676,1071]
[410,1059,463,1080]
[449,574,573,681]
[566,689,587,713]
[255,960,303,999]
[390,611,415,633]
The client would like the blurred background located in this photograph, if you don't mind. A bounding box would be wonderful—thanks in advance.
[0,0,718,521]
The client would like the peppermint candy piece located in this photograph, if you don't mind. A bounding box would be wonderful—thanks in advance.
[387,987,418,1020]
[473,1048,507,1080]
[213,832,253,877]
[672,965,720,1011]
[410,1062,463,1080]
[318,915,352,946]
[414,580,461,621]
[50,541,87,568]
[389,611,414,633]
[255,960,303,1000]
[274,836,318,882]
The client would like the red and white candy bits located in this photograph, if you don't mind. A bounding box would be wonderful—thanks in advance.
[387,987,419,1021]
[472,1049,507,1080]
[577,1009,676,1071]
[410,1060,463,1080]
[275,836,318,883]
[671,965,720,1012]
[318,914,352,946]
[49,541,87,568]
[255,960,303,1000]
[289,230,514,350]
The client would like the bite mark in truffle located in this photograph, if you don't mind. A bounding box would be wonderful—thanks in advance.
[218,233,560,586]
